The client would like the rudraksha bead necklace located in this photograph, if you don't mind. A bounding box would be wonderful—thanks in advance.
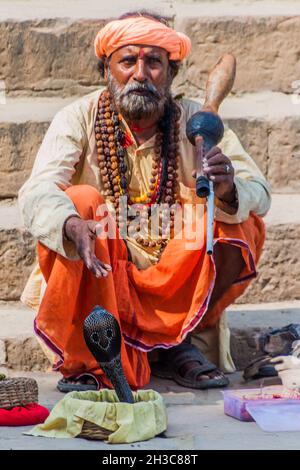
[94,89,181,253]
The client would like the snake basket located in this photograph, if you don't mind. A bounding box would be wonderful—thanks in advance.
[78,421,112,440]
[0,377,38,409]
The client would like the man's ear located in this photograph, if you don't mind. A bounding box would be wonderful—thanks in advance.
[104,64,108,81]
[104,57,110,81]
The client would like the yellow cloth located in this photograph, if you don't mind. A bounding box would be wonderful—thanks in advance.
[26,389,167,444]
[94,16,191,61]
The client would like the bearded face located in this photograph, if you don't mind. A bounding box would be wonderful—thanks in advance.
[106,45,173,122]
[107,70,172,121]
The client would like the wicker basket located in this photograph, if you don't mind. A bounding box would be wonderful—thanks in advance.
[78,421,112,441]
[0,377,38,409]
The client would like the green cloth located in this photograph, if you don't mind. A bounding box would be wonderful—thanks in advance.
[25,389,167,444]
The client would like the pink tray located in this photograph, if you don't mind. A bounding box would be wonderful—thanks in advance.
[223,387,300,422]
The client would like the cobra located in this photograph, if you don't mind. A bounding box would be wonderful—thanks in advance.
[83,306,134,403]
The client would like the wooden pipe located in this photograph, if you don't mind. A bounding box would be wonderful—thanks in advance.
[186,53,236,148]
[185,53,236,254]
[203,53,236,114]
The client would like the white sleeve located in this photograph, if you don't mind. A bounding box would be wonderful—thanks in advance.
[215,127,272,223]
[18,104,88,259]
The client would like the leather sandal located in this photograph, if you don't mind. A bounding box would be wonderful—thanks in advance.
[243,324,300,381]
[258,324,300,356]
[57,375,99,393]
[243,355,278,381]
[151,342,229,389]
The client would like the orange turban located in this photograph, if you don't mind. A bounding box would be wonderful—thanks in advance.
[94,17,191,61]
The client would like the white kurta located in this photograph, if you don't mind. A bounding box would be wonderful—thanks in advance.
[18,89,271,372]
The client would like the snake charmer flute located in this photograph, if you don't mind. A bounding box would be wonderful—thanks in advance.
[186,53,236,255]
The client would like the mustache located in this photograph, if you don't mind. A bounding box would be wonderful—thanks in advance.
[120,82,161,100]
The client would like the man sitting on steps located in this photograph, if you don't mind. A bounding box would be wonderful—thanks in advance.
[18,10,271,393]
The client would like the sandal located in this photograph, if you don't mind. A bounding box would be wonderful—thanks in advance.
[151,342,229,390]
[57,374,99,393]
[243,355,278,381]
[243,324,300,381]
[258,324,300,356]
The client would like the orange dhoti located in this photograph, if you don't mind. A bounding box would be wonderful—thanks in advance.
[35,185,265,389]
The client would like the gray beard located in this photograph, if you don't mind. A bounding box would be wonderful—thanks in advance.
[107,70,171,122]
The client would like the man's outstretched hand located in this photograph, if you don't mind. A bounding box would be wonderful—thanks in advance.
[64,216,112,278]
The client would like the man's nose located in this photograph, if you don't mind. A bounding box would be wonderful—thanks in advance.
[133,59,147,82]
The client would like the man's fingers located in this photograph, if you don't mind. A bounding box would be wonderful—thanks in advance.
[203,153,231,166]
[73,221,112,278]
[103,263,112,271]
[78,244,108,278]
[80,248,95,272]
[92,255,112,278]
[206,174,232,183]
[204,146,222,160]
[88,259,107,278]
[192,163,234,181]
[203,164,233,176]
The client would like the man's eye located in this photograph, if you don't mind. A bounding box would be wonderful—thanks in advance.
[148,58,161,65]
[122,58,136,66]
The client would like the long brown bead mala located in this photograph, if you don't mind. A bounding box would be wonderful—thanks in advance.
[94,89,181,259]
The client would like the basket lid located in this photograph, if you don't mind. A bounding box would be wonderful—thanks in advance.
[0,375,39,409]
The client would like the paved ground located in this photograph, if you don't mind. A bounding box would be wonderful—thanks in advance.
[0,370,300,450]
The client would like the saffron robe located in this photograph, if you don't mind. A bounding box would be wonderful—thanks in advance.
[18,89,271,387]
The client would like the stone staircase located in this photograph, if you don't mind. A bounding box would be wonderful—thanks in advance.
[0,0,299,371]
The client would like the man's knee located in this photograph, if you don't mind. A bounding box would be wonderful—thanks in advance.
[214,242,245,269]
[65,184,103,202]
[213,242,246,291]
[65,185,106,219]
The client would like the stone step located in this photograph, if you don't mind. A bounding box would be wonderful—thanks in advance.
[238,193,300,304]
[0,301,50,371]
[0,200,36,301]
[0,194,299,304]
[1,1,300,97]
[2,0,299,21]
[1,300,300,372]
[1,92,299,198]
[0,97,75,198]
